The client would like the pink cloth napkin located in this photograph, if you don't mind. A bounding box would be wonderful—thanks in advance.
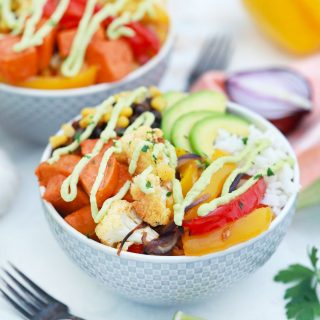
[191,56,320,188]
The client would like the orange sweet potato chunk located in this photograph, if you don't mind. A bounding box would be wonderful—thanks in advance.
[43,174,89,217]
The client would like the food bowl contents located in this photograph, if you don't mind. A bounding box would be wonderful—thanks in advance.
[36,87,298,256]
[192,68,313,134]
[0,0,169,90]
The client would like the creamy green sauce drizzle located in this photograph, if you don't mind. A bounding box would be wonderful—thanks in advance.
[94,180,131,223]
[124,111,155,134]
[173,178,184,226]
[198,157,294,216]
[173,140,266,226]
[107,0,156,40]
[14,0,70,52]
[60,87,148,204]
[48,96,115,164]
[221,139,271,196]
[129,140,152,175]
[1,0,17,29]
[61,0,128,77]
[134,165,154,194]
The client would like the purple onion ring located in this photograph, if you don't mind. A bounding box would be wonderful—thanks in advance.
[185,194,210,213]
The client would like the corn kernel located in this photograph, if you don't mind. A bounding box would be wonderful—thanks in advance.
[79,114,94,128]
[81,107,95,117]
[117,116,130,128]
[49,135,68,149]
[149,86,162,97]
[103,112,111,122]
[151,96,167,112]
[120,106,133,117]
[61,123,75,137]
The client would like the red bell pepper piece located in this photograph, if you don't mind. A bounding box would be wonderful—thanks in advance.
[128,243,144,254]
[125,22,161,64]
[43,0,102,30]
[183,178,267,235]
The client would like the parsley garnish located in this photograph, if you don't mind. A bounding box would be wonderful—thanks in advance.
[242,137,248,145]
[152,154,157,163]
[274,247,320,320]
[166,191,172,197]
[146,181,152,189]
[267,168,275,177]
[141,145,150,153]
[254,174,263,180]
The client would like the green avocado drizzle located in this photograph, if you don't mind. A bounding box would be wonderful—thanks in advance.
[198,157,295,216]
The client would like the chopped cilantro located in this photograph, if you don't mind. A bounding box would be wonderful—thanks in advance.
[74,132,81,143]
[166,191,172,197]
[146,181,152,189]
[267,167,275,177]
[152,154,157,163]
[242,137,248,145]
[141,145,150,153]
[254,174,263,180]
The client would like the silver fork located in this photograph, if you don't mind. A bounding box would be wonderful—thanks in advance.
[0,263,86,320]
[186,34,234,90]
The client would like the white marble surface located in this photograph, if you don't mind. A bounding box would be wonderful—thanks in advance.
[0,1,319,319]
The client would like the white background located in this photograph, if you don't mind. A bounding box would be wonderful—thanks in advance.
[0,1,319,319]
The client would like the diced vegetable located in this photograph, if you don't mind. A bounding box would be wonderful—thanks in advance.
[128,243,144,254]
[36,19,57,71]
[0,36,38,83]
[43,174,89,216]
[65,206,96,236]
[43,0,101,30]
[114,163,133,202]
[17,65,97,90]
[184,150,236,220]
[125,22,161,64]
[80,149,120,208]
[183,178,267,235]
[182,206,274,256]
[35,154,81,187]
[57,27,104,58]
[86,39,135,83]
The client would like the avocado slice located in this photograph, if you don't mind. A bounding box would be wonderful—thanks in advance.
[161,91,227,140]
[190,114,250,158]
[162,91,186,111]
[171,111,220,152]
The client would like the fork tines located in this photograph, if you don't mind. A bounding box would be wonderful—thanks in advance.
[0,263,64,319]
[187,34,234,89]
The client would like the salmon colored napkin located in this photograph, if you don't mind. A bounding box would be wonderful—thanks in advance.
[191,56,320,189]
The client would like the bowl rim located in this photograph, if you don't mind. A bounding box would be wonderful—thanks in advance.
[39,101,299,263]
[0,24,174,97]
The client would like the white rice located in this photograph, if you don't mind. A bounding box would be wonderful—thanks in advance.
[214,125,299,215]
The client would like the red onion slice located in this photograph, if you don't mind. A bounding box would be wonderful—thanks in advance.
[178,154,202,167]
[225,68,312,120]
[144,229,182,255]
[185,194,210,212]
[229,173,244,193]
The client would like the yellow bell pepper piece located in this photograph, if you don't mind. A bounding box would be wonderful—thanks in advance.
[184,149,236,220]
[15,66,98,90]
[180,161,201,197]
[243,0,320,55]
[182,206,274,256]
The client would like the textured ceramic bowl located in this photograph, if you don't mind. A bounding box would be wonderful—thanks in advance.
[39,102,299,305]
[0,29,173,145]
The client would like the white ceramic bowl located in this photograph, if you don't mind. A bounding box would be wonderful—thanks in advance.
[0,30,174,145]
[39,102,299,305]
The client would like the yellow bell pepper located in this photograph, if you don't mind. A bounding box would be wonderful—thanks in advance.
[184,149,236,220]
[182,206,274,256]
[243,0,320,55]
[180,161,201,197]
[15,66,98,90]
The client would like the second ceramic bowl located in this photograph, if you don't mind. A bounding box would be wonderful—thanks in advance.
[0,30,174,145]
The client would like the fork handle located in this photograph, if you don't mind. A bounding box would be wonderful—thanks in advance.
[58,314,87,320]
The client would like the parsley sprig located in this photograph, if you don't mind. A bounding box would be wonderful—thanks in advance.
[274,247,320,320]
